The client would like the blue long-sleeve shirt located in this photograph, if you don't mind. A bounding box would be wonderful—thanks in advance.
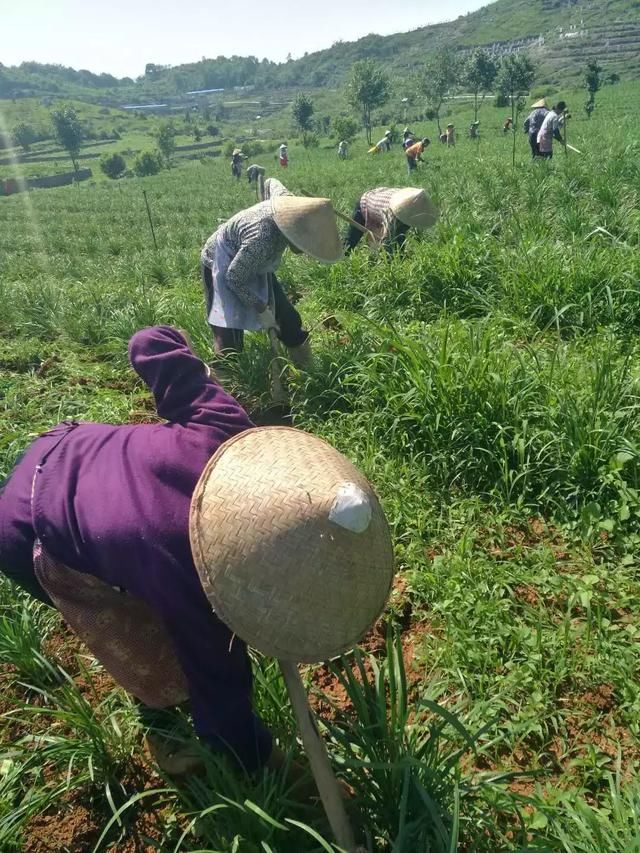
[0,326,272,770]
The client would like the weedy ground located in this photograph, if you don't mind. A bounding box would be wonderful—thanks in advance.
[1,83,640,851]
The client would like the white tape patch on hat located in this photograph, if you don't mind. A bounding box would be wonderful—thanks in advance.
[328,482,372,534]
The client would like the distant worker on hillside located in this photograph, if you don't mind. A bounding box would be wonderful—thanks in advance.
[405,137,431,173]
[369,130,392,154]
[338,140,348,159]
[201,196,342,363]
[446,124,456,147]
[469,121,480,139]
[537,101,567,159]
[344,187,438,254]
[246,164,266,184]
[402,127,415,149]
[503,117,513,134]
[278,142,288,168]
[231,148,245,180]
[523,99,549,158]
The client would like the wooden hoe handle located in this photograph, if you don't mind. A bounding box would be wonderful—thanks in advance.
[280,660,359,852]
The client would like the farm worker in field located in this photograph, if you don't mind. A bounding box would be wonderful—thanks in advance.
[405,137,431,173]
[402,127,415,149]
[369,131,392,154]
[445,124,456,146]
[503,117,513,134]
[0,325,391,782]
[523,99,549,158]
[469,120,480,139]
[439,131,447,144]
[537,101,567,159]
[231,149,244,180]
[344,186,438,254]
[246,163,265,184]
[278,142,288,168]
[201,195,342,363]
[338,140,348,159]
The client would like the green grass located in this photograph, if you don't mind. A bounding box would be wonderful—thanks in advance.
[1,82,640,850]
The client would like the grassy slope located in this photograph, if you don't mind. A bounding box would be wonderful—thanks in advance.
[1,81,640,849]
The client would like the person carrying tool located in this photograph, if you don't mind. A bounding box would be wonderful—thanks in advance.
[523,98,549,158]
[537,101,567,159]
[200,195,342,364]
[278,142,288,168]
[405,136,430,173]
[0,325,392,795]
[344,186,438,254]
[231,148,245,180]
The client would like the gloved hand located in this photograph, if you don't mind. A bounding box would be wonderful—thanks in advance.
[258,306,279,332]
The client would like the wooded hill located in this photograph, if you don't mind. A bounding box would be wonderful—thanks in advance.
[2,0,640,102]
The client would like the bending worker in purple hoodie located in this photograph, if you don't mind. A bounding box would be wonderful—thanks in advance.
[0,325,295,778]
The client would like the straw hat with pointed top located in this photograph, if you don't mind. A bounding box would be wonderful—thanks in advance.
[189,427,394,663]
[531,98,548,109]
[272,196,343,263]
[390,187,439,230]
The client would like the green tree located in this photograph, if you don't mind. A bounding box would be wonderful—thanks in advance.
[332,115,358,142]
[584,60,604,119]
[50,105,83,172]
[12,122,37,153]
[346,59,390,145]
[496,53,535,166]
[292,93,314,132]
[134,151,163,177]
[155,122,177,162]
[421,49,461,135]
[464,49,498,122]
[100,152,127,179]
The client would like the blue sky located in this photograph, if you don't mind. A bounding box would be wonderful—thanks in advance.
[4,0,488,78]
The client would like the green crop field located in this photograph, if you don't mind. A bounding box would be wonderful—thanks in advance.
[1,81,640,851]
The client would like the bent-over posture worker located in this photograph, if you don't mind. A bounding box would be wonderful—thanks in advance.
[246,164,266,184]
[369,131,392,154]
[537,101,567,159]
[0,326,391,786]
[344,186,438,254]
[231,149,244,180]
[523,99,549,158]
[405,137,430,173]
[469,121,480,139]
[201,195,342,363]
[337,140,348,159]
[0,327,272,774]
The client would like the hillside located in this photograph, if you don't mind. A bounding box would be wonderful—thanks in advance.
[2,0,640,104]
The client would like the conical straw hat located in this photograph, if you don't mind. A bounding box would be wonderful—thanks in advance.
[189,427,394,663]
[531,98,548,109]
[272,196,343,263]
[390,188,439,230]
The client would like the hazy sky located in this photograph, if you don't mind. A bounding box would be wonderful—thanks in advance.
[3,0,488,78]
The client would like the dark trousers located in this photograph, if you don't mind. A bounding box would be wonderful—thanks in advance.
[529,135,541,157]
[202,266,307,354]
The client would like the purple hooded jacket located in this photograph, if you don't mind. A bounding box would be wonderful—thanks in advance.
[0,326,271,769]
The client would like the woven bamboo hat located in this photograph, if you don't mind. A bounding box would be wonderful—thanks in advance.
[272,196,343,263]
[390,188,439,230]
[189,427,394,663]
[531,98,548,109]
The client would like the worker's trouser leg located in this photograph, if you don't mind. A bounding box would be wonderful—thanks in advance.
[271,276,308,349]
[529,135,540,157]
[344,201,366,253]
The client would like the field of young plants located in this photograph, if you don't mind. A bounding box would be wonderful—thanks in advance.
[1,82,640,851]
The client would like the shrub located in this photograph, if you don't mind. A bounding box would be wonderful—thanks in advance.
[100,152,127,179]
[133,151,163,177]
